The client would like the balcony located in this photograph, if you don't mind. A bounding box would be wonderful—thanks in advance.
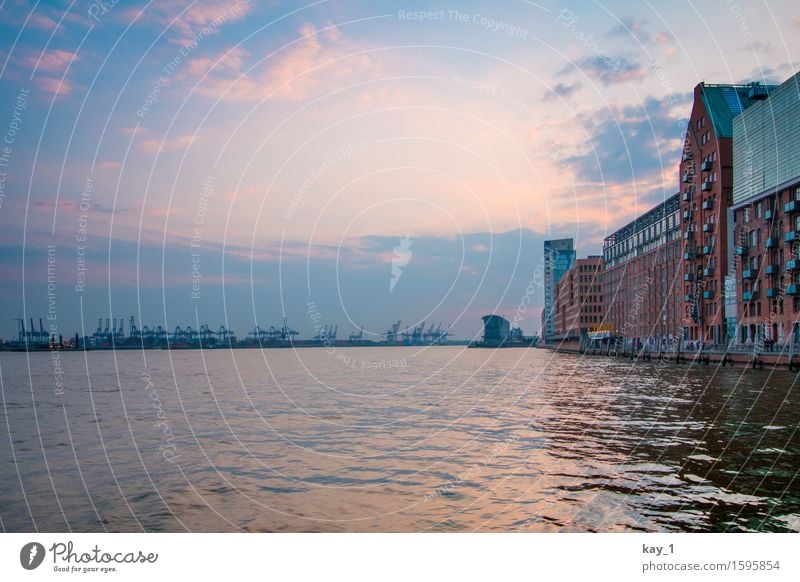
[767,288,777,298]
[703,290,715,299]
[683,209,692,220]
[701,160,713,171]
[766,264,778,275]
[742,269,756,280]
[735,246,748,256]
[766,237,777,248]
[684,273,694,282]
[703,223,713,233]
[683,191,692,202]
[702,245,712,255]
[787,284,799,296]
[743,290,759,302]
[702,199,714,210]
[682,172,693,184]
[682,152,692,162]
[701,181,713,192]
[764,209,774,220]
[684,251,696,260]
[703,267,714,277]
[785,231,798,242]
[787,260,798,271]
[683,230,694,240]
[785,200,800,213]
[684,294,693,302]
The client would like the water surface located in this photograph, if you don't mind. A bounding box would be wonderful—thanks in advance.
[1,347,798,532]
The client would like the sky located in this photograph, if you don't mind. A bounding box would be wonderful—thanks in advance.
[0,0,798,340]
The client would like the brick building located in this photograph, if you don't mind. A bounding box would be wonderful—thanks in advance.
[729,72,800,346]
[603,194,683,349]
[679,81,776,345]
[553,256,604,342]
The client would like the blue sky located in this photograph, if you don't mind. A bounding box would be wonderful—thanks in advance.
[0,0,797,339]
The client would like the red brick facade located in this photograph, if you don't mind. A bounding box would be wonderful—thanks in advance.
[553,256,605,340]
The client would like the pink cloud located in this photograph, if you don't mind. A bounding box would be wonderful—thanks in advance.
[652,31,673,44]
[184,46,247,78]
[144,206,176,218]
[188,23,377,103]
[25,49,77,72]
[125,0,251,43]
[29,13,63,31]
[119,127,146,136]
[138,133,197,154]
[32,200,76,213]
[34,76,74,97]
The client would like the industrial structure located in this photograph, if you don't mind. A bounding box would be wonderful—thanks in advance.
[2,316,459,350]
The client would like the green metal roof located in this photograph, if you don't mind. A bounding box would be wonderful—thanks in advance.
[699,83,777,138]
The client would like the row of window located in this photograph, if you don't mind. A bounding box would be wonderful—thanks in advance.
[737,187,800,224]
[695,116,706,131]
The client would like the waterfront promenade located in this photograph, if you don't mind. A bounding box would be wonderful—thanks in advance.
[543,341,800,372]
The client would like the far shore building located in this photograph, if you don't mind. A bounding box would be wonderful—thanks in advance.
[481,314,511,343]
[729,72,800,346]
[542,238,576,343]
[679,81,777,345]
[552,255,604,345]
[602,194,683,350]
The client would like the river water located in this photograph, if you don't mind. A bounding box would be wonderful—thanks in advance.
[0,346,798,532]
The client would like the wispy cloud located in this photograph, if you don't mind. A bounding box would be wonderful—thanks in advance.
[34,76,74,97]
[562,55,645,85]
[137,133,197,155]
[543,81,581,101]
[29,12,63,32]
[610,18,674,47]
[187,23,378,102]
[25,49,77,72]
[123,0,251,43]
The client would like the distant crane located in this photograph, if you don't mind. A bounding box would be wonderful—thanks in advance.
[385,320,402,343]
[14,317,25,343]
[217,325,234,343]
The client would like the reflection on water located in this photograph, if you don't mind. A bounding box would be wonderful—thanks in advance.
[0,347,798,532]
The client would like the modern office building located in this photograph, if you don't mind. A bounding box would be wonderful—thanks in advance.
[603,194,683,349]
[542,238,576,342]
[729,72,800,345]
[679,81,776,345]
[552,256,604,342]
[480,314,511,343]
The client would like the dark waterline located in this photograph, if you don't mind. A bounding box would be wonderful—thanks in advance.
[1,347,798,532]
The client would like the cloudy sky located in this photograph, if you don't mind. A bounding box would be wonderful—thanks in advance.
[0,0,797,340]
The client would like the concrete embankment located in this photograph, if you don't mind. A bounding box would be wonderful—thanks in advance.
[540,343,800,372]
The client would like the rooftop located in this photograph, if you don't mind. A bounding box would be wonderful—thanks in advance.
[699,82,777,138]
